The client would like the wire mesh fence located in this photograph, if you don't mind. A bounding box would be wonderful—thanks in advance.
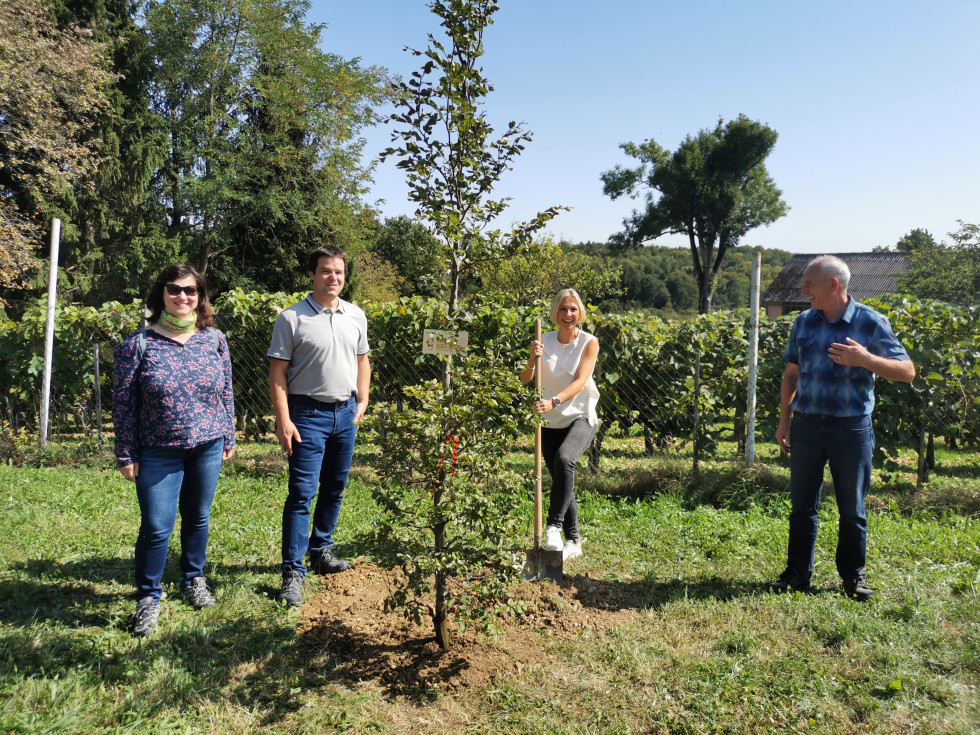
[2,293,977,486]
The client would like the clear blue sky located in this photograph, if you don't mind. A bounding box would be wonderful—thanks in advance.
[311,1,980,254]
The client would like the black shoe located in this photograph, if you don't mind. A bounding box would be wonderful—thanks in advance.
[767,569,810,594]
[843,577,874,602]
[181,576,216,609]
[131,596,160,637]
[309,549,350,574]
[277,569,304,606]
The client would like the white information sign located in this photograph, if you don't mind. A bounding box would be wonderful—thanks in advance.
[422,329,468,355]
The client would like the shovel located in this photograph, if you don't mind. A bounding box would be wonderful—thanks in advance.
[523,317,563,583]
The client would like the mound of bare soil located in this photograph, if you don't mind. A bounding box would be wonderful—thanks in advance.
[299,563,637,694]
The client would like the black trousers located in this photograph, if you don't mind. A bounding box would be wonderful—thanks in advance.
[541,416,597,542]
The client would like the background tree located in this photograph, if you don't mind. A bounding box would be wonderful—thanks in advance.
[478,236,621,307]
[353,250,408,302]
[218,0,388,293]
[51,0,171,306]
[600,114,787,314]
[894,228,937,253]
[367,215,445,298]
[0,0,113,301]
[601,115,787,476]
[899,221,980,307]
[144,0,386,286]
[377,0,564,649]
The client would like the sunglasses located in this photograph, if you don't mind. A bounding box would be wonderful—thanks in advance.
[165,284,199,296]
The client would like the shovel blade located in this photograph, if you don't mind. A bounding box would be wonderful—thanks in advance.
[522,548,563,583]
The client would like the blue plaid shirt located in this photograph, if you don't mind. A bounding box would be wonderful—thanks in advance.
[783,298,910,417]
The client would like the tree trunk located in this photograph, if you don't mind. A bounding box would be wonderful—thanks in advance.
[926,432,935,470]
[433,492,450,648]
[734,402,746,455]
[916,423,929,490]
[588,421,607,473]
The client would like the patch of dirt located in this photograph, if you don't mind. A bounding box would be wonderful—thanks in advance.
[299,563,638,694]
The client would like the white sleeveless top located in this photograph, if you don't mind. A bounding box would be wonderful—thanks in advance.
[539,330,600,429]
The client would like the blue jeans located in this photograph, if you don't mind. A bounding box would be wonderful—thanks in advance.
[786,413,875,585]
[134,438,224,601]
[282,394,357,576]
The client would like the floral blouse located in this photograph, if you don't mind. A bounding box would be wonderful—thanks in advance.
[113,328,236,467]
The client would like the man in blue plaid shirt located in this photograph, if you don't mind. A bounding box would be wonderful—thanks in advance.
[769,255,915,601]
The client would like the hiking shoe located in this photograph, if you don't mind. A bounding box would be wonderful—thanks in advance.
[131,596,160,637]
[766,569,811,594]
[563,539,582,561]
[544,526,563,552]
[309,549,350,574]
[843,577,874,602]
[277,569,304,606]
[181,577,216,609]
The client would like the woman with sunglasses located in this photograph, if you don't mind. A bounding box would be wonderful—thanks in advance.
[113,264,236,637]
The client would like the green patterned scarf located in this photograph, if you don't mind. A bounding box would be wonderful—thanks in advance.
[158,310,197,334]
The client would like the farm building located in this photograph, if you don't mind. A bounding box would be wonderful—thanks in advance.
[761,252,909,320]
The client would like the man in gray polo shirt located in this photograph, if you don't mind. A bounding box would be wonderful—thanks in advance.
[268,245,370,606]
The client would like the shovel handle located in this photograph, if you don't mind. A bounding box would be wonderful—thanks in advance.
[534,318,543,549]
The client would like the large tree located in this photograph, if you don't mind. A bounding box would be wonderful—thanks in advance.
[144,0,386,285]
[0,0,113,298]
[601,114,787,314]
[52,0,171,305]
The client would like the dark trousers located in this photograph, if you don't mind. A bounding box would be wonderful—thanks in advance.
[541,416,597,542]
[786,413,875,585]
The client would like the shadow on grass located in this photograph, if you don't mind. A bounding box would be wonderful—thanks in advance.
[0,556,281,627]
[0,557,133,627]
[561,572,764,612]
[580,462,791,511]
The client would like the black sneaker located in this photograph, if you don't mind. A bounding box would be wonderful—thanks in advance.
[309,549,350,574]
[181,577,216,609]
[767,569,811,594]
[277,569,304,606]
[843,577,874,602]
[131,596,160,637]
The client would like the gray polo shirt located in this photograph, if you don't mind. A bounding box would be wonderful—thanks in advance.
[267,295,370,403]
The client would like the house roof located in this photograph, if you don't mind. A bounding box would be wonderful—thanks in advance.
[762,252,909,308]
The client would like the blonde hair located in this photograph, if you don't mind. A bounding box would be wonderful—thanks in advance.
[549,288,587,326]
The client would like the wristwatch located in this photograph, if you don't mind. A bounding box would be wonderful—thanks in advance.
[551,396,562,406]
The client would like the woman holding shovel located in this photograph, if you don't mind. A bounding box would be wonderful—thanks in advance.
[520,288,600,561]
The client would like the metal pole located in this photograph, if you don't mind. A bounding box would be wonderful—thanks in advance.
[745,251,761,463]
[533,318,543,552]
[39,218,61,448]
[93,342,103,446]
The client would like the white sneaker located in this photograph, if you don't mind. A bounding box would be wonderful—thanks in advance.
[544,526,563,551]
[563,540,582,561]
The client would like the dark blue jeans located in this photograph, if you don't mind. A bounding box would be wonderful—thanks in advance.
[282,394,357,576]
[134,437,224,601]
[786,413,875,585]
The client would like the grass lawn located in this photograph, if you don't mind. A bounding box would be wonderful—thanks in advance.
[1,438,978,734]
